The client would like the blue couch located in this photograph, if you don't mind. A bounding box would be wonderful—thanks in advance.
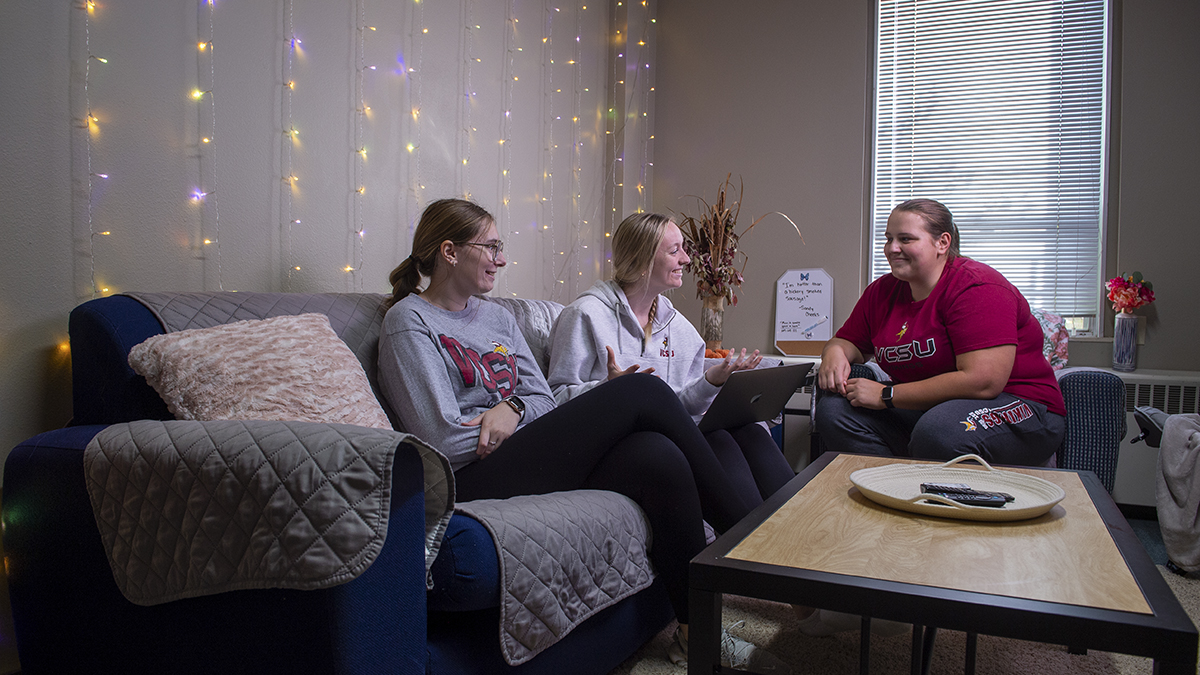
[3,292,673,675]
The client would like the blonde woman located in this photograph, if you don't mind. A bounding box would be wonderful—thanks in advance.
[548,212,796,511]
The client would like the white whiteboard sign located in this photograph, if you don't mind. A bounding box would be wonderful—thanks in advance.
[775,269,833,345]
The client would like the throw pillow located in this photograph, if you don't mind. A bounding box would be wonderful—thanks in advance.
[128,313,392,429]
[1031,308,1069,371]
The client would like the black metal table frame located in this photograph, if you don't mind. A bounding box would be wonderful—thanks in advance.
[688,452,1199,675]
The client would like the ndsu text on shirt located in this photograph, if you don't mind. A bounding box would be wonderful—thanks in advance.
[439,334,519,397]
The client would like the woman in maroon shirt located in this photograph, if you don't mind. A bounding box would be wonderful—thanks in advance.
[815,198,1065,466]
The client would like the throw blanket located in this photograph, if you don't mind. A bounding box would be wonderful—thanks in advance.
[456,491,654,666]
[84,419,454,605]
[1157,413,1200,571]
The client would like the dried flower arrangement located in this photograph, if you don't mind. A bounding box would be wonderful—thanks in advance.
[677,174,803,307]
[1105,271,1155,313]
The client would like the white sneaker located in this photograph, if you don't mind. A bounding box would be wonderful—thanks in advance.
[796,609,909,638]
[667,622,793,673]
[667,625,687,667]
[721,621,793,673]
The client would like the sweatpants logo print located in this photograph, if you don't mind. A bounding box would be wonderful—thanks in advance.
[439,334,519,397]
[962,401,1034,432]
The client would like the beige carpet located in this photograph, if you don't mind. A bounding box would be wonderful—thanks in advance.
[608,566,1200,674]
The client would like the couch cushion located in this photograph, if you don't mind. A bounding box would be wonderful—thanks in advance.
[128,313,392,429]
[1031,307,1069,370]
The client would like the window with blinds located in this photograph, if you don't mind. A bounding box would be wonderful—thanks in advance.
[872,0,1109,335]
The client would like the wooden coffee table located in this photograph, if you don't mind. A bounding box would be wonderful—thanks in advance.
[688,453,1198,674]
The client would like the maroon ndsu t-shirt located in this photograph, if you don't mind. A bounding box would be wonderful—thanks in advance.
[836,257,1066,416]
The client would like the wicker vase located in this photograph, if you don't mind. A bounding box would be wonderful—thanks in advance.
[700,294,724,350]
[1112,311,1138,372]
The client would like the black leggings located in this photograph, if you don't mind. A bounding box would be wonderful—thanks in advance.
[705,423,795,504]
[454,373,752,623]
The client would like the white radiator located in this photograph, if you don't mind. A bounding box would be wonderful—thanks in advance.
[1111,370,1200,507]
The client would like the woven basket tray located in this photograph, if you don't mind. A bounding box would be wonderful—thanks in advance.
[849,454,1066,522]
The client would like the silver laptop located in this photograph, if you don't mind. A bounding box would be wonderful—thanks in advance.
[697,362,813,434]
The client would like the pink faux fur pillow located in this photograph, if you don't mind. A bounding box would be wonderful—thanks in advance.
[128,313,392,429]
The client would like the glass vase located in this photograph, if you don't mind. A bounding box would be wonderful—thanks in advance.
[1112,311,1138,372]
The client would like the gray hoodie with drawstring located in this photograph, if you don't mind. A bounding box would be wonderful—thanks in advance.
[547,280,719,422]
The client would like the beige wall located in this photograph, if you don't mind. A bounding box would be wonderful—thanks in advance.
[654,0,1200,373]
[654,0,872,352]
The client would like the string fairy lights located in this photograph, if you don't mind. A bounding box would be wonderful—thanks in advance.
[604,7,626,247]
[70,0,658,303]
[542,2,559,300]
[406,0,428,242]
[630,0,655,215]
[80,0,111,298]
[460,1,476,201]
[349,0,372,290]
[193,0,223,291]
[281,0,302,288]
[498,0,518,296]
[574,2,589,289]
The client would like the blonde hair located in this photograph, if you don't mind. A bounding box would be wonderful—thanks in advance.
[385,198,494,308]
[612,212,672,344]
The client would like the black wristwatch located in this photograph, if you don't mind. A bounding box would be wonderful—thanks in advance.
[500,395,526,421]
[880,385,896,409]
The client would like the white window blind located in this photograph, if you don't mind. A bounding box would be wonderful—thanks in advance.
[872,0,1108,334]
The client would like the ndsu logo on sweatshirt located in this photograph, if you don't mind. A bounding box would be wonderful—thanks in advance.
[439,335,519,397]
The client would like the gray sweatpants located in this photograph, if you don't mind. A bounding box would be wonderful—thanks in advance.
[815,391,1066,466]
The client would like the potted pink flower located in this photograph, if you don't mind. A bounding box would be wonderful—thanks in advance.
[1106,271,1154,372]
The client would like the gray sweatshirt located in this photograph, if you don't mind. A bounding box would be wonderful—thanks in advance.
[547,280,719,422]
[378,294,556,471]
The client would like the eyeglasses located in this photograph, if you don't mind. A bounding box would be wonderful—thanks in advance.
[461,241,504,262]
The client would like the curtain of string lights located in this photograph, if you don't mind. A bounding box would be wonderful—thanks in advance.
[73,0,655,302]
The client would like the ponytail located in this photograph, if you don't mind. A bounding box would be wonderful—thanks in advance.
[384,255,424,308]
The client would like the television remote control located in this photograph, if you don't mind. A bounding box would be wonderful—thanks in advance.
[923,491,1009,508]
[920,482,1015,502]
